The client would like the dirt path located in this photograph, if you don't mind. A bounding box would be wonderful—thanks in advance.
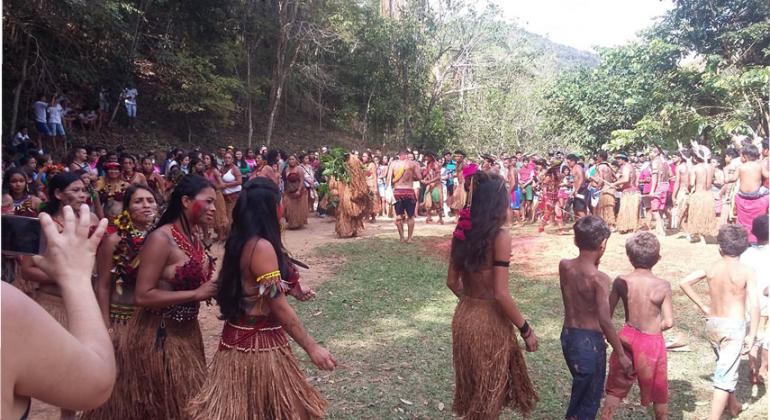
[29,214,417,419]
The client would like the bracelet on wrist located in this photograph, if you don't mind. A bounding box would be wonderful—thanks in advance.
[517,320,530,337]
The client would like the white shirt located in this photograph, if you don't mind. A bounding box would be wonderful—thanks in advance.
[47,104,63,124]
[123,88,138,105]
[33,101,48,122]
[741,244,770,316]
[13,131,29,146]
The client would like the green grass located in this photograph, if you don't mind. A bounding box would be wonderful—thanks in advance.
[292,237,768,419]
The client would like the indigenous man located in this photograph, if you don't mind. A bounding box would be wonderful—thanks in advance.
[687,144,717,242]
[566,154,587,218]
[648,145,672,237]
[421,152,444,224]
[508,157,522,225]
[719,148,742,224]
[592,151,616,228]
[519,157,536,222]
[611,153,640,234]
[449,150,467,214]
[726,144,769,243]
[387,149,422,243]
[670,149,691,230]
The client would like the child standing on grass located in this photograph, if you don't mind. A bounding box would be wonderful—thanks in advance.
[559,215,632,420]
[601,232,673,420]
[680,224,760,420]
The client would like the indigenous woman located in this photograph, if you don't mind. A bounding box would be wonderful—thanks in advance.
[283,154,309,229]
[362,151,380,222]
[446,170,538,419]
[121,154,148,186]
[4,168,42,217]
[2,168,42,293]
[221,152,243,236]
[187,177,336,419]
[132,175,218,419]
[97,161,130,218]
[301,154,318,212]
[204,153,229,242]
[234,149,251,179]
[377,155,389,216]
[20,172,98,420]
[422,152,444,224]
[78,169,104,219]
[141,156,166,203]
[80,185,158,420]
[538,164,563,233]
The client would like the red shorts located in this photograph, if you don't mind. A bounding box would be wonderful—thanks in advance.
[650,182,669,212]
[606,324,668,405]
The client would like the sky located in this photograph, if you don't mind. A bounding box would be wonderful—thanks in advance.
[495,0,674,52]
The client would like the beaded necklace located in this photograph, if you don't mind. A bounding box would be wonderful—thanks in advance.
[111,211,147,295]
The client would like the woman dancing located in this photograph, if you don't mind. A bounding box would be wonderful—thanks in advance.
[283,154,309,229]
[132,175,218,419]
[203,153,229,242]
[81,185,158,420]
[187,177,336,419]
[447,170,539,419]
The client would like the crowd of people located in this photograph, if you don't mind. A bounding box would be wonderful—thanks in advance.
[1,134,768,420]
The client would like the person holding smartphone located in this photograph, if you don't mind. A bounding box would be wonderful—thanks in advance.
[2,204,113,419]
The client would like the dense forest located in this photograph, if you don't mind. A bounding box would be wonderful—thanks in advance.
[2,0,768,154]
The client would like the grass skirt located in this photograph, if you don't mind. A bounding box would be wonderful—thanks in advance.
[452,296,538,419]
[616,190,640,233]
[686,190,716,236]
[130,310,207,420]
[187,341,326,418]
[284,189,309,229]
[80,305,145,420]
[450,184,467,210]
[596,190,616,226]
[213,190,229,232]
[36,291,68,327]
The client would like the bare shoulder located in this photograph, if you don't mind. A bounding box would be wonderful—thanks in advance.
[593,269,610,286]
[494,229,511,246]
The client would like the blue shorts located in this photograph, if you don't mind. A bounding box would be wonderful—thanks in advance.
[561,327,607,420]
[35,121,50,135]
[511,186,521,210]
[706,317,746,392]
[48,122,65,136]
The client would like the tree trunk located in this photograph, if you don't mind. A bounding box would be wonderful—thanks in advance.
[362,86,375,143]
[246,47,254,149]
[10,34,31,140]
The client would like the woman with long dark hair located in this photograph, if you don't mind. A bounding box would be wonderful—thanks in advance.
[96,161,130,218]
[81,185,158,420]
[447,169,539,419]
[20,171,100,420]
[221,151,242,236]
[203,153,228,241]
[132,174,218,419]
[141,155,166,201]
[283,154,309,229]
[3,168,42,217]
[187,177,335,419]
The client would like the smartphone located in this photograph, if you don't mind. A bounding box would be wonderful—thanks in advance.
[2,215,45,256]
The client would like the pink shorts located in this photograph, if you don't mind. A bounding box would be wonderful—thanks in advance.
[650,182,669,212]
[606,324,668,405]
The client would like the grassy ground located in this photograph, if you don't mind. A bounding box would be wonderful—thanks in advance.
[293,235,768,419]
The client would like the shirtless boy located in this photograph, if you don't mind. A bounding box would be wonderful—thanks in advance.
[601,232,673,420]
[648,146,671,237]
[680,224,760,420]
[560,216,632,420]
[387,149,422,243]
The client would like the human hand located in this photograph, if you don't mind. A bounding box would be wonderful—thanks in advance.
[289,284,316,302]
[743,336,756,356]
[32,205,107,289]
[523,330,538,352]
[308,344,337,371]
[618,353,634,375]
[195,278,218,301]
